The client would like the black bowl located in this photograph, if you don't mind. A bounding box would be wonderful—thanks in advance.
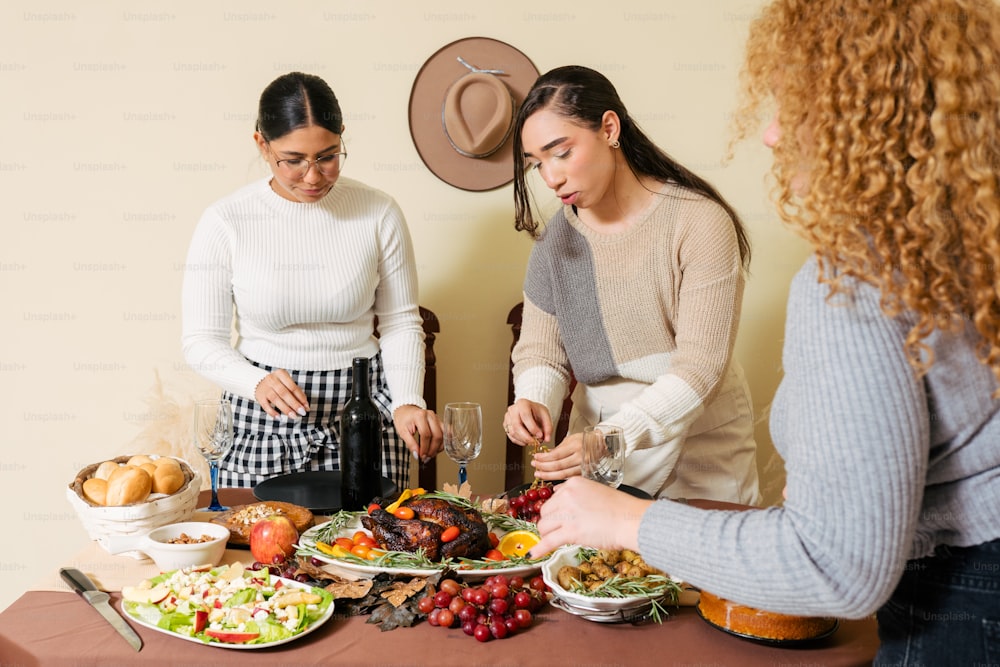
[507,479,652,500]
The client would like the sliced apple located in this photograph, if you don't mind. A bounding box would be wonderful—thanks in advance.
[122,584,170,604]
[218,561,245,582]
[204,629,260,643]
[193,610,208,633]
[226,607,252,625]
[273,590,322,608]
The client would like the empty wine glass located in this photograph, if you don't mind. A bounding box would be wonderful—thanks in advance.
[193,398,234,511]
[443,402,483,487]
[581,425,625,488]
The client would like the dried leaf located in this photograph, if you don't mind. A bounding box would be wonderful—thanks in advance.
[380,577,427,607]
[368,603,418,632]
[325,579,374,600]
[441,481,473,499]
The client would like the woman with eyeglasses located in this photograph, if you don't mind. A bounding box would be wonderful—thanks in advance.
[182,71,442,491]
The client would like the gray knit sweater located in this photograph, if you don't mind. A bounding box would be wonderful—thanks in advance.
[638,256,1000,618]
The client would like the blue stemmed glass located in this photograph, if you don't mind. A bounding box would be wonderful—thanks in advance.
[193,398,234,512]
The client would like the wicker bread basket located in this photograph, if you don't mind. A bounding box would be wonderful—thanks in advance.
[66,455,201,554]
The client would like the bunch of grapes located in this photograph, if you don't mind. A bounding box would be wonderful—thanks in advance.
[507,483,554,523]
[417,574,549,642]
[247,553,312,584]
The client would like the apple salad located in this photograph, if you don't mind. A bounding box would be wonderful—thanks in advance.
[121,561,334,646]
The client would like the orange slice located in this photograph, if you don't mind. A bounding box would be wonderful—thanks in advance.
[497,530,540,558]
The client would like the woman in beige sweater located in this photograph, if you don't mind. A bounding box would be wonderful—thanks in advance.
[503,66,759,503]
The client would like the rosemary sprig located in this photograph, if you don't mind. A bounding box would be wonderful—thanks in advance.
[311,510,361,544]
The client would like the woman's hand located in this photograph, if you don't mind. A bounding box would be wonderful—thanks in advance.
[254,369,309,419]
[503,399,553,446]
[530,432,584,481]
[530,476,652,557]
[393,405,444,463]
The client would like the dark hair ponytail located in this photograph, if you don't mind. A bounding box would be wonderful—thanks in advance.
[512,65,750,268]
[256,72,343,141]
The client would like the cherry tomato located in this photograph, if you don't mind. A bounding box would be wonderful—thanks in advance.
[366,549,385,561]
[483,549,506,562]
[367,503,381,514]
[334,537,354,550]
[488,532,500,548]
[393,506,416,520]
[354,534,377,548]
[440,526,460,543]
[350,544,371,559]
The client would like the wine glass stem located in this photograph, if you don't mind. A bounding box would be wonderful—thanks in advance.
[208,460,227,511]
[458,464,467,486]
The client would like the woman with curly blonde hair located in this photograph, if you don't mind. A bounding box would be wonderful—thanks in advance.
[530,1,1000,663]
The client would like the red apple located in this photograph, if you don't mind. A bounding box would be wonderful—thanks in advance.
[204,629,260,643]
[249,514,299,565]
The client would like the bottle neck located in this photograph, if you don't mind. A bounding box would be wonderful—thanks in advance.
[351,357,370,401]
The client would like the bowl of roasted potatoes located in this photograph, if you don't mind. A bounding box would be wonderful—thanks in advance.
[541,545,684,620]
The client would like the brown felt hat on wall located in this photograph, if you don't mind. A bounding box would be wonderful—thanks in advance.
[409,37,540,192]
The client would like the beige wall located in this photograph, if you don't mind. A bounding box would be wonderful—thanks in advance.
[0,0,810,611]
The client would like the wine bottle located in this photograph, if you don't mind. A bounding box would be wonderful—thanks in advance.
[340,357,383,511]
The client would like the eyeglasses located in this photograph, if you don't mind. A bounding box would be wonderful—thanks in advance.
[270,142,347,179]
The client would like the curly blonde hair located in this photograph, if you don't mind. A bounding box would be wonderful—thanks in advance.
[734,0,1000,383]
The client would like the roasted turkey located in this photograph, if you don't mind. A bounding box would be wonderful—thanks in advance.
[360,496,491,561]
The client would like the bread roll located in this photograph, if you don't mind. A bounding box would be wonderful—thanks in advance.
[82,478,108,506]
[151,464,185,495]
[127,455,154,467]
[105,467,152,506]
[152,456,181,470]
[140,462,159,478]
[94,461,120,481]
[108,464,138,484]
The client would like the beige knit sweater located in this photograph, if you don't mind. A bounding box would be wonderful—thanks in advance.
[511,182,745,451]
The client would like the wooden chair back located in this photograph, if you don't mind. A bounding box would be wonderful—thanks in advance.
[504,302,574,490]
[375,306,439,491]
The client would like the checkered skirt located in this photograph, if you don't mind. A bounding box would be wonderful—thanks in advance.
[218,353,409,491]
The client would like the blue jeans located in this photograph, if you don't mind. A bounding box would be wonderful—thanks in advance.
[875,537,1000,666]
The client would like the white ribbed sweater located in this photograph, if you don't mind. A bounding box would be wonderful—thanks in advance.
[181,177,426,411]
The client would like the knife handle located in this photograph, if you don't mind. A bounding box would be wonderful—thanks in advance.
[60,567,99,595]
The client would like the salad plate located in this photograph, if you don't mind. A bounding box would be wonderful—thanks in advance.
[298,513,547,581]
[121,562,334,649]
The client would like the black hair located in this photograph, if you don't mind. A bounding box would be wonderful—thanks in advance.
[511,65,750,267]
[256,72,343,141]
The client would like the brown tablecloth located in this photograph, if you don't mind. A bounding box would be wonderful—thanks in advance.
[0,489,879,666]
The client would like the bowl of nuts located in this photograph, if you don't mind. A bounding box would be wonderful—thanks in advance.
[100,521,230,571]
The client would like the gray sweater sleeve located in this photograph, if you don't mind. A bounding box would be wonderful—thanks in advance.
[637,257,930,618]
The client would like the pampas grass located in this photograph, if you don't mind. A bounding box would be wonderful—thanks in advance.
[126,369,217,490]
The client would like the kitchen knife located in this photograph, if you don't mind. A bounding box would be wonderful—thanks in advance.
[59,567,143,652]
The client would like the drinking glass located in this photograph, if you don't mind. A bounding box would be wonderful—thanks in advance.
[193,398,234,511]
[581,425,625,488]
[443,402,483,487]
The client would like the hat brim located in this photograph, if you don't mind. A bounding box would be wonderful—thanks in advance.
[409,37,540,192]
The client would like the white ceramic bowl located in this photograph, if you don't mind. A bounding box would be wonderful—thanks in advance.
[102,521,230,571]
[541,545,680,614]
